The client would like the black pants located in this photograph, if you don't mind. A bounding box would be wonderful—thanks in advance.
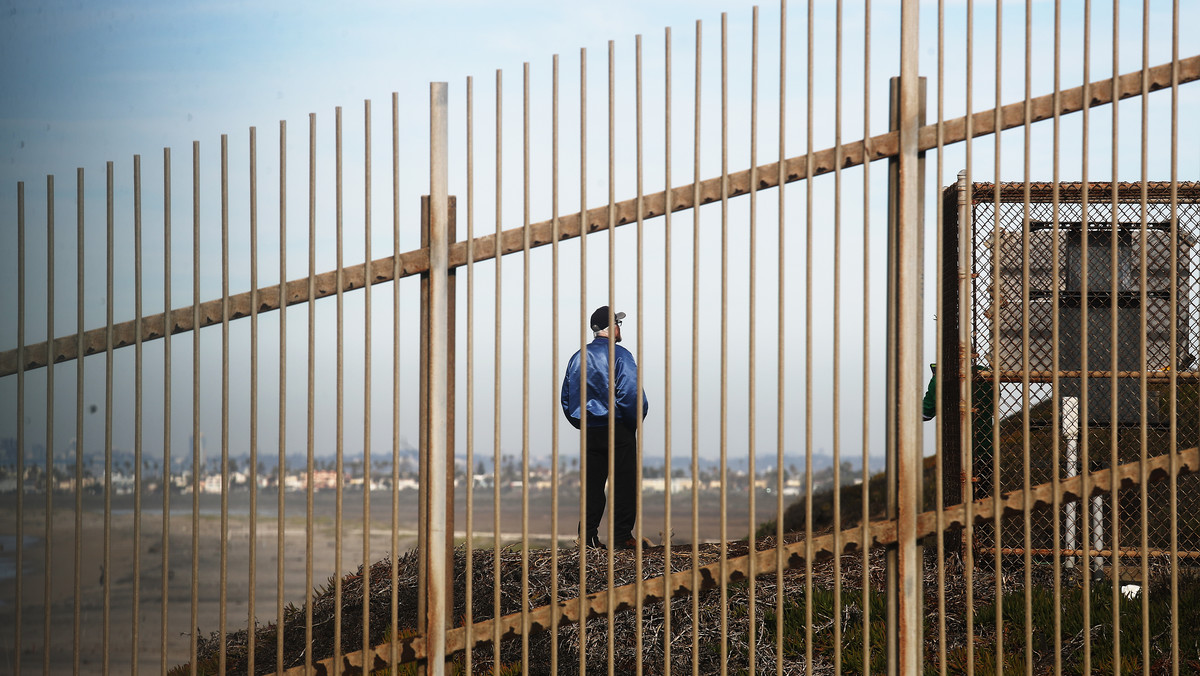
[581,423,638,543]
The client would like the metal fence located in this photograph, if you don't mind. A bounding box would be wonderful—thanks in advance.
[2,1,1199,674]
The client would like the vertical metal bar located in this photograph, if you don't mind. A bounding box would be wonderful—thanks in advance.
[277,120,288,675]
[521,61,532,676]
[775,3,787,674]
[74,165,85,676]
[44,173,56,676]
[104,161,113,676]
[606,38,618,676]
[334,105,346,676]
[547,55,559,675]
[662,27,673,676]
[577,49,588,676]
[990,0,1005,669]
[1109,3,1122,665]
[832,0,845,670]
[690,20,702,676]
[718,16,730,676]
[15,180,25,676]
[495,67,507,674]
[746,11,759,673]
[190,142,200,676]
[961,1,976,672]
[131,153,143,676]
[1050,3,1064,673]
[159,152,170,676]
[861,2,873,672]
[464,75,477,676]
[1168,3,1180,674]
[1079,0,1094,669]
[362,98,373,663]
[896,0,923,669]
[803,0,814,671]
[306,112,317,676]
[934,0,947,671]
[1021,2,1035,672]
[427,79,451,674]
[389,89,401,675]
[1138,4,1151,673]
[219,133,230,676]
[247,125,259,676]
[634,31,646,676]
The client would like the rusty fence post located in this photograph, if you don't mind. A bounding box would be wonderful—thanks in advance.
[423,81,450,673]
[887,4,925,665]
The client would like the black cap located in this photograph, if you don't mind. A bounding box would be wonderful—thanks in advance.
[590,305,625,332]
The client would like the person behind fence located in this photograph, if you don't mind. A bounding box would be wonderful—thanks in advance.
[561,305,649,551]
[922,360,995,501]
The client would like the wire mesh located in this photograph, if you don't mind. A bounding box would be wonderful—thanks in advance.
[964,180,1200,560]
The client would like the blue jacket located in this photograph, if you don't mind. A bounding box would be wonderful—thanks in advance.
[561,337,649,430]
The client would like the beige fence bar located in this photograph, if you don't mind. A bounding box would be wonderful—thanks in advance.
[103,161,113,676]
[1049,5,1063,671]
[634,32,647,676]
[44,172,55,676]
[803,0,815,673]
[131,153,143,676]
[718,16,730,675]
[831,0,845,671]
[276,119,288,675]
[305,112,316,676]
[362,97,374,666]
[606,38,618,676]
[389,90,401,676]
[662,25,674,676]
[745,10,759,673]
[334,106,346,676]
[73,166,84,676]
[932,0,946,672]
[775,3,787,675]
[548,55,560,675]
[159,150,171,676]
[463,76,476,676]
[690,20,702,675]
[1139,3,1152,671]
[496,65,508,674]
[14,181,24,676]
[1109,4,1122,667]
[1079,4,1093,667]
[426,79,451,672]
[247,124,259,676]
[1170,2,1182,672]
[576,48,588,676]
[218,134,230,676]
[520,61,532,676]
[861,2,873,673]
[896,0,923,671]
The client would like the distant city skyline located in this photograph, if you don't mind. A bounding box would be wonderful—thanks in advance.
[2,1,1197,474]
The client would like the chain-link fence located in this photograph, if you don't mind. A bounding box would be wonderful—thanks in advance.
[958,180,1200,564]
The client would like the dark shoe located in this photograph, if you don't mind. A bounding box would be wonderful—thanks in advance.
[583,534,604,550]
[614,537,639,551]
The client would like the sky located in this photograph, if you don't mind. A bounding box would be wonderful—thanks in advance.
[1,0,1198,475]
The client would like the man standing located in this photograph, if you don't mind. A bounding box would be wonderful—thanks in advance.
[561,306,649,550]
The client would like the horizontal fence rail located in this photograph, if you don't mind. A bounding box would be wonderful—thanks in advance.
[3,2,1198,675]
[3,55,1196,379]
